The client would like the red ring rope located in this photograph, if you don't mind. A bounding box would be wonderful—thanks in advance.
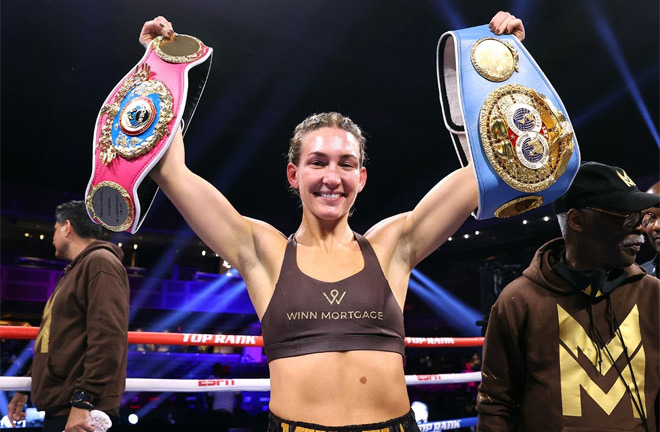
[0,326,483,348]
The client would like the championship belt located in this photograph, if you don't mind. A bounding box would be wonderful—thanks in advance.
[85,34,213,232]
[437,25,580,219]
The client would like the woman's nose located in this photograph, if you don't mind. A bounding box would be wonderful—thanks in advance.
[323,168,341,186]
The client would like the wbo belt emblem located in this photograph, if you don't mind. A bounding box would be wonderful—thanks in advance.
[120,97,156,135]
[323,289,347,305]
[97,63,174,165]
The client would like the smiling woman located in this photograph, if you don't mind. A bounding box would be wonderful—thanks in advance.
[286,117,367,223]
[139,12,525,432]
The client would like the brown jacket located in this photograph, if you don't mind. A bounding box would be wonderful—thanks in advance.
[31,240,129,417]
[477,239,659,431]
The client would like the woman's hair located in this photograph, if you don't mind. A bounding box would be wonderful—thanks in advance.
[288,112,367,166]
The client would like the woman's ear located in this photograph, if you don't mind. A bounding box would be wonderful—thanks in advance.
[286,163,299,190]
[358,166,367,193]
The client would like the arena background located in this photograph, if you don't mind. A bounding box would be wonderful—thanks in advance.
[1,0,658,429]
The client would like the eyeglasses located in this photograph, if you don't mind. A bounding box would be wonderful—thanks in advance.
[642,211,658,228]
[586,207,644,230]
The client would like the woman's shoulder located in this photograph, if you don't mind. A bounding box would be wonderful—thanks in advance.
[364,213,409,242]
[363,213,411,269]
[244,218,288,260]
[245,217,288,238]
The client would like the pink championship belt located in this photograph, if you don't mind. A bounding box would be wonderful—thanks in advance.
[85,34,212,233]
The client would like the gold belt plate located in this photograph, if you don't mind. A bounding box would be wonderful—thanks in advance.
[479,84,574,193]
[85,181,134,232]
[153,34,206,64]
[471,37,519,82]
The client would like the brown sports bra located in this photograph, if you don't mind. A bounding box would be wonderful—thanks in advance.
[261,232,405,361]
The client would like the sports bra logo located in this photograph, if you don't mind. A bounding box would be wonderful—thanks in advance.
[323,289,347,305]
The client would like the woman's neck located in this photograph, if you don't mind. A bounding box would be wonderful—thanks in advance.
[295,215,354,248]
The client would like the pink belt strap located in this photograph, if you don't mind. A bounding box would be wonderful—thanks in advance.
[85,34,213,233]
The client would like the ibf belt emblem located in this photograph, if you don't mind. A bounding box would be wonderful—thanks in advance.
[97,63,174,165]
[507,103,541,135]
[323,289,346,305]
[479,84,574,194]
[505,103,550,170]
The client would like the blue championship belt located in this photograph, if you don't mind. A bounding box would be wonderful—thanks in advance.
[437,25,580,219]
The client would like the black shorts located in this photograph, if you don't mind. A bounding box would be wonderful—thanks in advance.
[267,409,420,432]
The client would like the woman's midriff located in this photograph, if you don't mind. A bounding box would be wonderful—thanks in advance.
[268,350,410,426]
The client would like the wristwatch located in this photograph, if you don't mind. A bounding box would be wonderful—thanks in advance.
[70,390,94,410]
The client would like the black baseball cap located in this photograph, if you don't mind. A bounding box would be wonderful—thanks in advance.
[552,161,660,214]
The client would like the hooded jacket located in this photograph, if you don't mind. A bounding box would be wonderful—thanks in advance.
[30,240,129,417]
[641,254,658,278]
[477,238,659,432]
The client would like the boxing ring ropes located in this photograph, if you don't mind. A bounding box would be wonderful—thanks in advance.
[0,326,483,431]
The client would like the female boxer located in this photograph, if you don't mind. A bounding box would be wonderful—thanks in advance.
[143,12,524,431]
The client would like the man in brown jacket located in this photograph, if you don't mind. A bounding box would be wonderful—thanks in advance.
[477,162,660,431]
[7,201,129,432]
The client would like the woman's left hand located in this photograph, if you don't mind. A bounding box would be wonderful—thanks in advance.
[139,16,175,48]
[489,11,525,41]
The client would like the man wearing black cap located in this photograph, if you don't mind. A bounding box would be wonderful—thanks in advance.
[476,162,660,432]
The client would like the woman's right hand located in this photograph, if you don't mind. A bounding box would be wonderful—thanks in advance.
[139,16,175,48]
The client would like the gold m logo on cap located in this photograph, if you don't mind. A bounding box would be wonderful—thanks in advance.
[617,169,636,188]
